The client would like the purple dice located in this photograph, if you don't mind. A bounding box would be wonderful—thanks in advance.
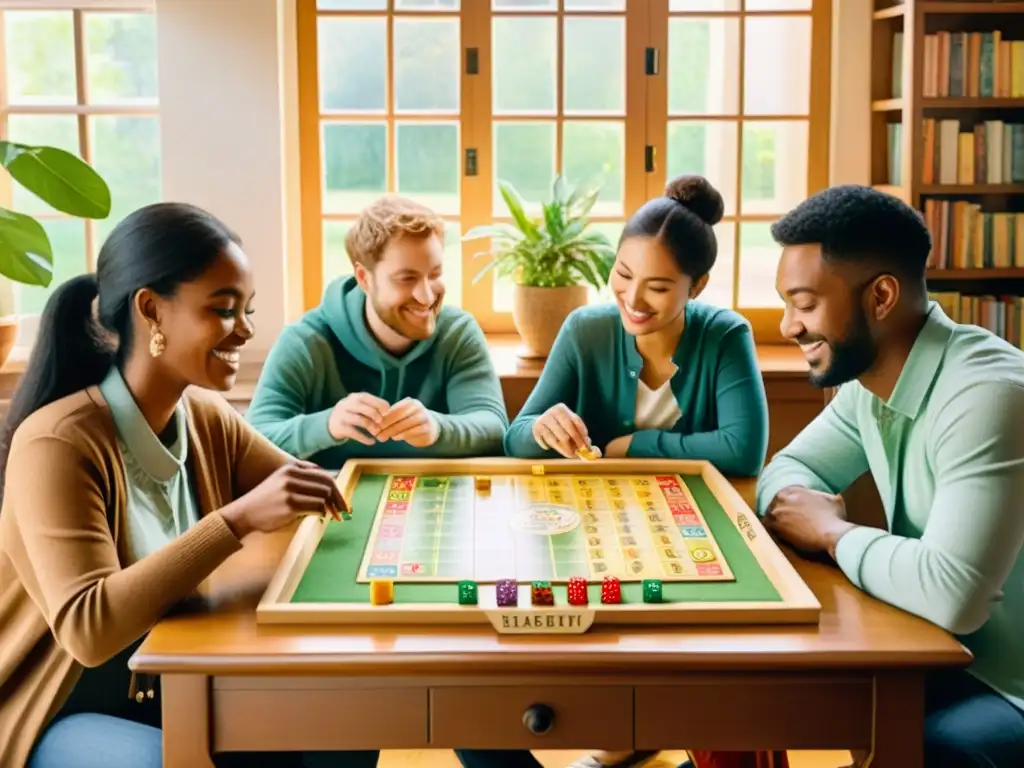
[496,579,518,607]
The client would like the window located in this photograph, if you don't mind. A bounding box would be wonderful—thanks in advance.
[0,4,161,345]
[298,0,830,342]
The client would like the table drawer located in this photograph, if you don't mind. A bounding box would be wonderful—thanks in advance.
[213,687,428,751]
[430,685,634,749]
[635,676,873,750]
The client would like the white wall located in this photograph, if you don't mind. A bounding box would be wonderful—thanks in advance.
[155,0,298,363]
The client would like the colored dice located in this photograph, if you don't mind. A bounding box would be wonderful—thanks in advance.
[458,580,478,605]
[567,576,589,606]
[496,578,518,606]
[600,575,621,604]
[369,579,393,605]
[642,579,663,603]
[531,580,554,606]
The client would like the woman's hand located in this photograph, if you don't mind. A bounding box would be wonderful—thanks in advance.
[220,460,343,538]
[532,403,591,459]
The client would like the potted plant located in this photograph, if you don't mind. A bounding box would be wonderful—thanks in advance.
[465,175,615,359]
[0,141,110,366]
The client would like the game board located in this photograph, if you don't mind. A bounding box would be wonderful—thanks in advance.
[257,458,820,633]
[357,473,734,584]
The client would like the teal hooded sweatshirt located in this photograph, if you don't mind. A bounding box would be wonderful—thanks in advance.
[246,276,508,469]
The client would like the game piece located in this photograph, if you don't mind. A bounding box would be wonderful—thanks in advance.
[531,580,554,606]
[474,476,491,491]
[496,578,518,606]
[369,579,393,605]
[600,576,621,604]
[575,445,602,461]
[567,576,589,606]
[642,579,663,603]
[458,580,478,605]
[531,465,545,475]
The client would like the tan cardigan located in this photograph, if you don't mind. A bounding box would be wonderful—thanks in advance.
[0,384,291,767]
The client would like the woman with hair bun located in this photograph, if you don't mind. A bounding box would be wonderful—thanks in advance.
[504,174,769,474]
[502,176,783,768]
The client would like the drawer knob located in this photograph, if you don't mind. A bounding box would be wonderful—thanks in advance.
[522,703,555,735]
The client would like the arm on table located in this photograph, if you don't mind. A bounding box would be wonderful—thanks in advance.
[833,381,1024,636]
[503,312,582,458]
[755,383,871,514]
[6,435,242,668]
[428,319,508,456]
[627,322,769,476]
[245,326,339,461]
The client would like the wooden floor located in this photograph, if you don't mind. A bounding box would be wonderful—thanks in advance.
[379,750,852,768]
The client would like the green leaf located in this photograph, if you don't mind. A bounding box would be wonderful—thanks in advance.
[0,207,54,286]
[497,181,541,241]
[0,141,111,219]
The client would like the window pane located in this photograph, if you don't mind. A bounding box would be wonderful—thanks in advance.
[396,0,459,8]
[493,0,557,9]
[745,0,810,10]
[562,121,624,217]
[564,16,625,115]
[90,116,162,245]
[566,0,626,9]
[700,221,736,309]
[4,11,76,106]
[670,0,739,9]
[441,220,463,308]
[323,221,355,287]
[319,0,386,9]
[318,18,386,112]
[668,18,740,116]
[19,219,87,317]
[85,12,158,105]
[743,16,811,116]
[667,121,738,218]
[7,116,81,215]
[394,18,459,113]
[322,122,387,213]
[586,221,623,304]
[493,122,556,215]
[396,122,460,215]
[737,222,781,308]
[740,121,808,215]
[493,17,556,115]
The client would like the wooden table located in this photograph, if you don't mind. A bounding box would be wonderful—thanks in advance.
[130,477,970,768]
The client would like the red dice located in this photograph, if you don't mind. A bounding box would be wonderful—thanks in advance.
[567,576,588,606]
[600,576,621,604]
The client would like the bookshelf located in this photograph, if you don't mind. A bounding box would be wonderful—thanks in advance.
[871,0,1024,346]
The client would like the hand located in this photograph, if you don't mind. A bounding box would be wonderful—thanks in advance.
[761,486,856,558]
[221,460,344,538]
[603,434,633,459]
[328,392,389,445]
[376,397,439,447]
[533,403,590,459]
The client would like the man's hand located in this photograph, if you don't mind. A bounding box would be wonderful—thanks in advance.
[376,397,440,448]
[603,434,633,459]
[328,392,389,445]
[762,486,856,558]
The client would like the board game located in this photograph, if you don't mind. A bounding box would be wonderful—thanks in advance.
[357,472,734,584]
[257,458,820,634]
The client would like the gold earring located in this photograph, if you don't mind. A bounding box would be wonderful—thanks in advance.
[149,325,166,358]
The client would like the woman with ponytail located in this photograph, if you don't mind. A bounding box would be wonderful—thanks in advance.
[0,203,379,768]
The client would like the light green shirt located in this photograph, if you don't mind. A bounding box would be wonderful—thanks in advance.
[756,302,1024,710]
[99,367,199,563]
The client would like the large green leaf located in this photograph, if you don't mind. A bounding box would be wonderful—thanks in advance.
[0,207,54,286]
[0,141,111,219]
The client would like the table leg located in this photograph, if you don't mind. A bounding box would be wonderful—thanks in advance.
[162,674,215,768]
[864,671,925,768]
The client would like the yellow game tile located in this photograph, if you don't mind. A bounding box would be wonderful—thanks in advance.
[369,579,394,605]
[575,445,602,461]
[531,465,545,475]
[474,475,491,490]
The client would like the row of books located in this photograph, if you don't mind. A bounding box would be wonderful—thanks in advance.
[930,291,1024,349]
[916,31,1024,99]
[923,199,1024,270]
[921,118,1024,185]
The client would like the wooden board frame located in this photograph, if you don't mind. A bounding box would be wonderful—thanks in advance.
[257,458,820,634]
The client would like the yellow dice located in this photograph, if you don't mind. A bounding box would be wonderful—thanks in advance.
[369,579,394,605]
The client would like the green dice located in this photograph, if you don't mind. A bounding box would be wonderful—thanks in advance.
[642,579,663,603]
[458,580,478,605]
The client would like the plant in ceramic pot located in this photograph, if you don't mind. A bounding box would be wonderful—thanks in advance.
[465,175,615,359]
[0,141,110,366]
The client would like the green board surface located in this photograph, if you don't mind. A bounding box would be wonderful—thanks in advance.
[289,473,781,605]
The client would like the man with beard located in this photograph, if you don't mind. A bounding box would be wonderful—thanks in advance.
[247,195,507,469]
[757,185,1024,767]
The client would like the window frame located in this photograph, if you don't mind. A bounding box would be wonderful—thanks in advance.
[297,0,832,344]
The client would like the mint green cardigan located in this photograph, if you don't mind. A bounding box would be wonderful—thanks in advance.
[503,302,769,476]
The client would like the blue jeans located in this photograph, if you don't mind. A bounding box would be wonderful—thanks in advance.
[923,670,1024,767]
[28,712,381,768]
